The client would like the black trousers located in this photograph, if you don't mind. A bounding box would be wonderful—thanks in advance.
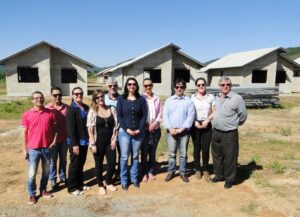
[212,129,239,182]
[190,124,212,172]
[93,144,116,186]
[68,145,88,192]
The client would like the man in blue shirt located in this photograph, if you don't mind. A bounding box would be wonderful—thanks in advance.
[163,79,196,183]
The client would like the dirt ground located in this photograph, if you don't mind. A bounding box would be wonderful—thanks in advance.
[0,99,299,217]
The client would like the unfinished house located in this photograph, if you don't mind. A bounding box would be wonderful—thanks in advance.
[0,41,93,96]
[200,47,300,93]
[96,43,205,96]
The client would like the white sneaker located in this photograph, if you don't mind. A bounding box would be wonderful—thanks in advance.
[106,184,118,192]
[71,190,84,196]
[83,185,91,190]
[99,187,107,195]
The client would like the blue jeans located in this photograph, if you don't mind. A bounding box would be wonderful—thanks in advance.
[118,128,144,186]
[141,129,161,175]
[166,131,189,175]
[27,148,51,196]
[49,142,67,183]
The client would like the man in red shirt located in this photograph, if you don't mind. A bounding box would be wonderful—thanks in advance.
[46,87,68,190]
[22,91,57,205]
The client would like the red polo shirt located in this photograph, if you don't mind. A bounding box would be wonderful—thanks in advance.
[46,102,68,143]
[21,107,56,149]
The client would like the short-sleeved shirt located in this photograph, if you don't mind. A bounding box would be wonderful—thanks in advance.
[46,103,68,143]
[21,108,56,149]
[105,94,118,108]
[191,93,215,121]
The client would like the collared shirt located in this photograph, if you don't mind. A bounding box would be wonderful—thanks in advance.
[116,95,147,131]
[163,95,196,129]
[191,93,215,121]
[212,91,248,131]
[21,108,56,149]
[45,102,68,143]
[105,94,118,108]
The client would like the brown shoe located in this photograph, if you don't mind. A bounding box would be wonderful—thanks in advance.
[28,195,36,205]
[180,174,189,183]
[41,190,53,199]
[165,173,174,182]
[195,171,202,180]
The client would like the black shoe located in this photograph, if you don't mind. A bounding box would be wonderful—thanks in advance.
[210,177,225,183]
[165,173,174,182]
[180,174,189,183]
[224,181,233,189]
[121,185,128,191]
[133,182,140,188]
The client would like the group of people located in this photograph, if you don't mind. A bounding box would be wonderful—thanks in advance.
[22,75,247,205]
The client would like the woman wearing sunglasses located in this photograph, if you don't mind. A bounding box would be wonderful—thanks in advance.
[66,87,90,196]
[141,78,162,182]
[87,90,119,195]
[116,77,147,191]
[190,78,215,179]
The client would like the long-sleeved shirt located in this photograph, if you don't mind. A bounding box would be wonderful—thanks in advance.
[163,95,196,129]
[116,95,148,131]
[212,91,248,131]
[142,93,163,130]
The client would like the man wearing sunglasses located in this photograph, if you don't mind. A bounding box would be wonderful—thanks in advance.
[163,79,195,183]
[104,78,121,180]
[46,87,68,190]
[211,76,247,189]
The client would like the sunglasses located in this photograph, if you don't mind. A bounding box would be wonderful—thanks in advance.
[108,84,117,88]
[73,92,83,96]
[127,83,137,87]
[197,84,206,87]
[175,86,184,90]
[33,97,44,100]
[144,84,153,88]
[95,95,104,100]
[52,93,62,97]
[220,83,231,87]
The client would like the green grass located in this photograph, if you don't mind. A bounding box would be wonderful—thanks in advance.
[270,161,286,174]
[240,201,259,216]
[0,79,6,95]
[0,99,32,119]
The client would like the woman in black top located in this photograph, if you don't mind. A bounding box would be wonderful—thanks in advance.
[87,90,119,195]
[116,77,147,191]
[66,87,89,196]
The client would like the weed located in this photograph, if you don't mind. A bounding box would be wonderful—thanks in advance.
[271,161,286,174]
[279,127,292,136]
[250,154,261,164]
[240,201,259,216]
[283,153,295,160]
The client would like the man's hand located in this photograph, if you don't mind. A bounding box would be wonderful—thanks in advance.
[169,128,177,136]
[176,128,185,134]
[23,149,28,160]
[73,146,79,155]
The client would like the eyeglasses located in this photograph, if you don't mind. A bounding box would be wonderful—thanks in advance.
[220,83,231,87]
[197,84,206,87]
[108,84,117,88]
[95,95,104,100]
[33,97,43,100]
[127,83,136,87]
[175,86,184,90]
[73,92,83,96]
[144,84,153,88]
[52,94,62,97]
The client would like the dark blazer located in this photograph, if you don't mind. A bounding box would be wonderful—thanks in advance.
[66,103,89,148]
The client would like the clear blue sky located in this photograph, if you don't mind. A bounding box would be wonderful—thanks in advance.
[0,0,299,67]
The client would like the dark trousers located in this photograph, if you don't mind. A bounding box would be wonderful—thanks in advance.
[190,124,212,172]
[212,129,239,182]
[68,145,88,192]
[141,129,161,176]
[93,144,116,186]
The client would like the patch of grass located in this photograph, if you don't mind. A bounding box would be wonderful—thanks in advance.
[250,154,261,164]
[0,79,6,95]
[270,161,286,174]
[283,153,295,160]
[0,99,32,119]
[279,96,300,110]
[240,201,259,216]
[278,127,292,136]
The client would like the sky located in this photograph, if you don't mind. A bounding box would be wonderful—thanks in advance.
[0,0,299,67]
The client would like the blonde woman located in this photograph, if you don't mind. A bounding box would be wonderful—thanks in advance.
[87,90,119,195]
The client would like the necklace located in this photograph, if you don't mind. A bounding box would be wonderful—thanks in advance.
[98,107,109,128]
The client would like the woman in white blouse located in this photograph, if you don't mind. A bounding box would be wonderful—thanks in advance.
[191,78,215,179]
